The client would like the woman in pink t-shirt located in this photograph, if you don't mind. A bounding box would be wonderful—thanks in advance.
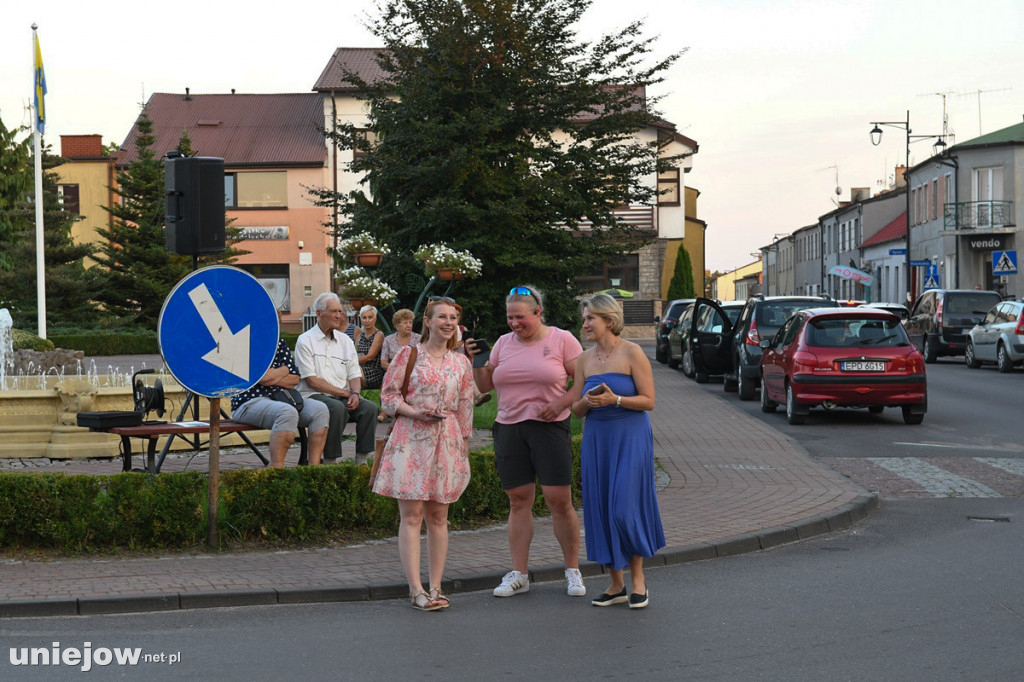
[472,285,586,600]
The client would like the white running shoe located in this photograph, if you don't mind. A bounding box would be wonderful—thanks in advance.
[493,570,530,597]
[565,568,586,597]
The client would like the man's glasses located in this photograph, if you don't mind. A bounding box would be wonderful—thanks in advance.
[508,287,540,305]
[428,296,456,304]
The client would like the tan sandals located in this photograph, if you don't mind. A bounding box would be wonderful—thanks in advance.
[410,591,443,612]
[429,587,450,609]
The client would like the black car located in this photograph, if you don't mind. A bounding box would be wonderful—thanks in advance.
[665,304,695,370]
[654,299,696,364]
[904,289,1002,363]
[673,300,744,380]
[691,296,833,400]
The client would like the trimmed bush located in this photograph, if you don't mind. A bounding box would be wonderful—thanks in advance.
[48,330,159,355]
[0,437,583,552]
[12,328,54,351]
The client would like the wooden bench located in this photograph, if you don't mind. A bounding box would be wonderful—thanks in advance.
[91,421,310,474]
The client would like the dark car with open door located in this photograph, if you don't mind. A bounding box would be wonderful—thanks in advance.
[684,300,744,381]
[692,296,834,400]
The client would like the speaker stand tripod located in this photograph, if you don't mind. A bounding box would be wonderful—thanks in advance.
[155,390,269,472]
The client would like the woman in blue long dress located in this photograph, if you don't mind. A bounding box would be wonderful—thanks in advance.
[570,293,664,609]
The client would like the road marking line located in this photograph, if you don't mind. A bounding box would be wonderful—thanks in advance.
[892,442,1022,452]
[867,457,1001,498]
[975,458,1024,477]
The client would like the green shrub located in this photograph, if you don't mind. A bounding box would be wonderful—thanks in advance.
[0,436,583,551]
[12,328,54,351]
[48,330,159,355]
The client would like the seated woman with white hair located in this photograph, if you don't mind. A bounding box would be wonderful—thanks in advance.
[354,305,385,390]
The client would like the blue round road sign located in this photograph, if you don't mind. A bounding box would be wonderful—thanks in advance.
[158,266,279,398]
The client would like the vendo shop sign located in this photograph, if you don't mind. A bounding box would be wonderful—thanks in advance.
[968,236,1006,251]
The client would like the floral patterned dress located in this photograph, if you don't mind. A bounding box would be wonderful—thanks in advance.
[372,345,475,503]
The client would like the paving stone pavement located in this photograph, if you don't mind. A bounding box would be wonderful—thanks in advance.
[0,349,875,617]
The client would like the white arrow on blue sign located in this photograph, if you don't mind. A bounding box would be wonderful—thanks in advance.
[993,250,1018,275]
[158,266,280,398]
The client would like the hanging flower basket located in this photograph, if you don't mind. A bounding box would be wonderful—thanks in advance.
[436,268,465,281]
[414,243,483,279]
[338,275,398,307]
[349,297,378,309]
[337,233,391,258]
[354,252,385,267]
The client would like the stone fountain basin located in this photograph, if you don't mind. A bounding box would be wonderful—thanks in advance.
[0,376,271,461]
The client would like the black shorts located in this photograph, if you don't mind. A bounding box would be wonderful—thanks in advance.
[492,418,572,489]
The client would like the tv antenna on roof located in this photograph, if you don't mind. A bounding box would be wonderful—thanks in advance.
[817,164,841,206]
[958,87,1012,136]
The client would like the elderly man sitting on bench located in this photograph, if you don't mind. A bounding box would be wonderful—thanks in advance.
[231,338,329,467]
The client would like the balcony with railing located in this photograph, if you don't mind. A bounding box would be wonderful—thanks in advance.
[943,201,1015,231]
[556,205,656,233]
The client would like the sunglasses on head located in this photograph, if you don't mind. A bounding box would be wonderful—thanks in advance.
[509,286,540,305]
[428,296,456,304]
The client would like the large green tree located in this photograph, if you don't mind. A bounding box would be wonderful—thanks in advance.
[324,0,684,334]
[93,112,244,328]
[0,117,101,331]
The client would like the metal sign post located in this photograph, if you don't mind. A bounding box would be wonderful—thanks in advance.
[158,266,279,548]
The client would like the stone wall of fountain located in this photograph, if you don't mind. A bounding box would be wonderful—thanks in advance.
[0,309,271,460]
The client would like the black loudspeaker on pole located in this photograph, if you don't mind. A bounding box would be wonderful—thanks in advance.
[165,155,227,256]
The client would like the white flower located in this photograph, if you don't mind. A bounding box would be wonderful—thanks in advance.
[341,276,398,305]
[335,266,365,284]
[414,243,483,278]
[338,232,391,256]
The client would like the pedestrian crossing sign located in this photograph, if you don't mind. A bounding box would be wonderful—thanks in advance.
[923,275,939,290]
[993,250,1017,275]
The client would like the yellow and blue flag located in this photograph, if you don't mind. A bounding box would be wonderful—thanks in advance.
[34,32,47,134]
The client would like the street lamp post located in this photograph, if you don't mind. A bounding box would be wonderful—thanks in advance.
[868,110,946,303]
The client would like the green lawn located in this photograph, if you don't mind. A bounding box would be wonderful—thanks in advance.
[367,389,581,435]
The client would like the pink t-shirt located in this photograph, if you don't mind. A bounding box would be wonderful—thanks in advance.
[490,326,582,424]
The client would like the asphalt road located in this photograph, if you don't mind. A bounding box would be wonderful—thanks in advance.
[686,356,1024,499]
[3,498,1021,681]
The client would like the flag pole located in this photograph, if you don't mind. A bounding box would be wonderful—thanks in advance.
[31,24,46,339]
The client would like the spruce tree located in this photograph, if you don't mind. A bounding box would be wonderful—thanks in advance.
[0,122,100,330]
[93,114,244,328]
[325,0,685,335]
[0,117,33,273]
[667,245,695,299]
[93,110,191,327]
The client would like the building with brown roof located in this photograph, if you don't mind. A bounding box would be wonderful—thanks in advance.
[53,134,118,266]
[117,92,329,328]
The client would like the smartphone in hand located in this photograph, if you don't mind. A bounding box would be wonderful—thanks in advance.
[471,339,492,368]
[587,384,607,396]
[424,412,446,420]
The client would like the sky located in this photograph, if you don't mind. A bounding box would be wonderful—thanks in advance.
[2,0,1022,273]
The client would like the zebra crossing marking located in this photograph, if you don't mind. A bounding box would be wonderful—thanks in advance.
[867,457,1001,498]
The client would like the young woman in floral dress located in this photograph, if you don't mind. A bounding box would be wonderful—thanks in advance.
[372,297,475,611]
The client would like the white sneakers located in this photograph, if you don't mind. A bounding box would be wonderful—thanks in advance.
[492,569,586,597]
[493,570,530,597]
[565,568,586,597]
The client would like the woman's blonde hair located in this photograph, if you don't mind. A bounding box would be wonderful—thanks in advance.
[581,293,624,335]
[420,300,460,351]
[392,308,414,327]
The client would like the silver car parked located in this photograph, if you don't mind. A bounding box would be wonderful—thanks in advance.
[965,300,1024,372]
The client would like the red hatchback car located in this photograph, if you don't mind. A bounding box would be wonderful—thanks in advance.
[759,308,927,425]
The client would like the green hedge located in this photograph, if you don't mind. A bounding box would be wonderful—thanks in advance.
[0,437,582,552]
[48,330,159,355]
[0,471,206,551]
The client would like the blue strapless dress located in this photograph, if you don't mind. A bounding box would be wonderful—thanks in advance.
[582,372,665,570]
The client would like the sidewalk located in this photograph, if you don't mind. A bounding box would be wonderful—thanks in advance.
[0,349,874,618]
